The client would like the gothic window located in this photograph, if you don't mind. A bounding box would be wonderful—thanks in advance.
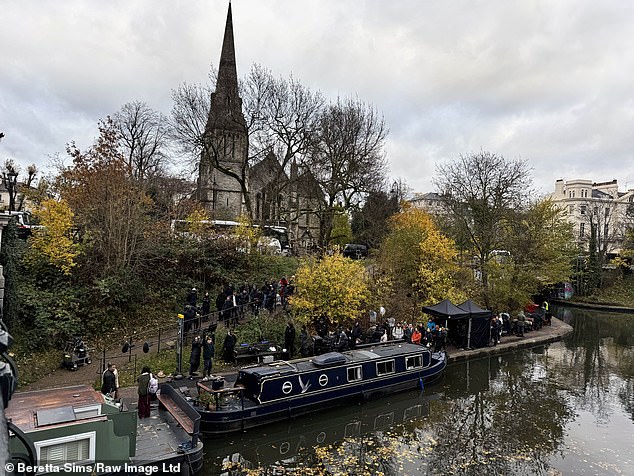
[277,195,283,220]
[256,193,261,220]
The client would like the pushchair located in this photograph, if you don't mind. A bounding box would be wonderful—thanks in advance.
[62,336,92,370]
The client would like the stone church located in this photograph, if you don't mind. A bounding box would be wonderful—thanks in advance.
[196,3,323,251]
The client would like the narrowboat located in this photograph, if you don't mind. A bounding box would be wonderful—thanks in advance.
[6,385,203,475]
[186,342,447,436]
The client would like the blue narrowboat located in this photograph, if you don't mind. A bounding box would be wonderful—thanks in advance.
[189,342,447,436]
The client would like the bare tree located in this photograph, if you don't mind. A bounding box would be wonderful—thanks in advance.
[577,199,628,266]
[434,151,532,307]
[113,101,170,181]
[308,97,388,244]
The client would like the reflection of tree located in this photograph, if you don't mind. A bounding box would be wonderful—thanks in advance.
[419,352,574,475]
[554,308,634,423]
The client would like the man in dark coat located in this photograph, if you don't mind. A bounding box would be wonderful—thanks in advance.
[188,335,202,380]
[184,305,196,335]
[222,329,237,363]
[201,292,211,320]
[101,363,117,396]
[284,322,296,358]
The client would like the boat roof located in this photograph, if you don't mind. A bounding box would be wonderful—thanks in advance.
[241,343,429,378]
[6,385,106,432]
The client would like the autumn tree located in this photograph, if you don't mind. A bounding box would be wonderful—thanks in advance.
[27,198,79,275]
[113,101,170,181]
[291,253,370,328]
[434,151,531,307]
[378,207,466,319]
[58,117,152,273]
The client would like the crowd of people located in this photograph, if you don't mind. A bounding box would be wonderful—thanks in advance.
[182,277,296,334]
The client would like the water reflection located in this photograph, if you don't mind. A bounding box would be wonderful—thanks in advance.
[203,307,634,475]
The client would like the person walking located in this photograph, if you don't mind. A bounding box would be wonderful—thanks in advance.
[137,366,152,418]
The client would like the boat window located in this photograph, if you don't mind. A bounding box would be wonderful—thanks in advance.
[282,381,293,394]
[347,366,362,382]
[35,431,96,465]
[406,355,422,370]
[376,360,395,376]
[318,374,329,386]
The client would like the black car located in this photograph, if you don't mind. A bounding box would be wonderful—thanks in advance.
[343,243,368,259]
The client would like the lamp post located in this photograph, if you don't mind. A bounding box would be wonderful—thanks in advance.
[2,169,18,212]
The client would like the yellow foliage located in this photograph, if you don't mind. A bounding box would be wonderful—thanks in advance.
[185,209,211,236]
[291,253,370,327]
[27,198,79,275]
[381,208,464,306]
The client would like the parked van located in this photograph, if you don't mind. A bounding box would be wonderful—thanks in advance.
[343,243,368,259]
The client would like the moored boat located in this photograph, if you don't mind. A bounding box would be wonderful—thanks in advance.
[6,385,203,475]
[184,342,447,437]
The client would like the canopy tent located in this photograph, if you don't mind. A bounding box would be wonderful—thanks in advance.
[422,299,469,320]
[457,300,493,349]
[422,299,492,350]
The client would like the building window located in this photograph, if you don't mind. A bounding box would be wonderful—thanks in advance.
[605,208,610,218]
[347,366,362,382]
[594,207,598,216]
[569,205,574,214]
[604,224,609,236]
[580,205,586,215]
[376,360,395,376]
[579,223,585,238]
[35,431,96,465]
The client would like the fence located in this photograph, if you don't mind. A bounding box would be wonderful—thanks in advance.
[95,299,290,388]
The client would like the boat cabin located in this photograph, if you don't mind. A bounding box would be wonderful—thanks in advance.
[236,343,433,404]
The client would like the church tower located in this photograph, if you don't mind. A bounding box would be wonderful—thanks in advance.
[197,2,248,219]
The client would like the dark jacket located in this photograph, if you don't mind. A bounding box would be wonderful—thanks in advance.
[137,372,151,396]
[101,369,116,395]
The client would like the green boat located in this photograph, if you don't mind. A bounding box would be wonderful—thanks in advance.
[6,385,202,475]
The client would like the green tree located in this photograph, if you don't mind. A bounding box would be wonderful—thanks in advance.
[488,199,576,311]
[291,253,370,328]
[329,206,352,247]
[434,151,532,308]
[351,189,399,248]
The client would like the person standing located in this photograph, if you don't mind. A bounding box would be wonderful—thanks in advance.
[517,310,526,337]
[222,329,237,362]
[189,335,203,380]
[202,335,215,381]
[137,366,152,418]
[351,321,363,349]
[300,325,311,357]
[284,322,296,358]
[101,363,117,397]
[201,292,211,321]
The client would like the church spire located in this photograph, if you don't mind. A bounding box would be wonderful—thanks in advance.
[216,2,239,99]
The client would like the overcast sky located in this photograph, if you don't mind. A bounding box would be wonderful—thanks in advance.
[2,0,634,196]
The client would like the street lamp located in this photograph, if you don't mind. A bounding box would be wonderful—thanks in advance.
[2,169,18,212]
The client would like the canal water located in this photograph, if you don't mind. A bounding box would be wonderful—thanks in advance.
[201,306,634,475]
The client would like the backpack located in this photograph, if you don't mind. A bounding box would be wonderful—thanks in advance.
[148,374,159,394]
